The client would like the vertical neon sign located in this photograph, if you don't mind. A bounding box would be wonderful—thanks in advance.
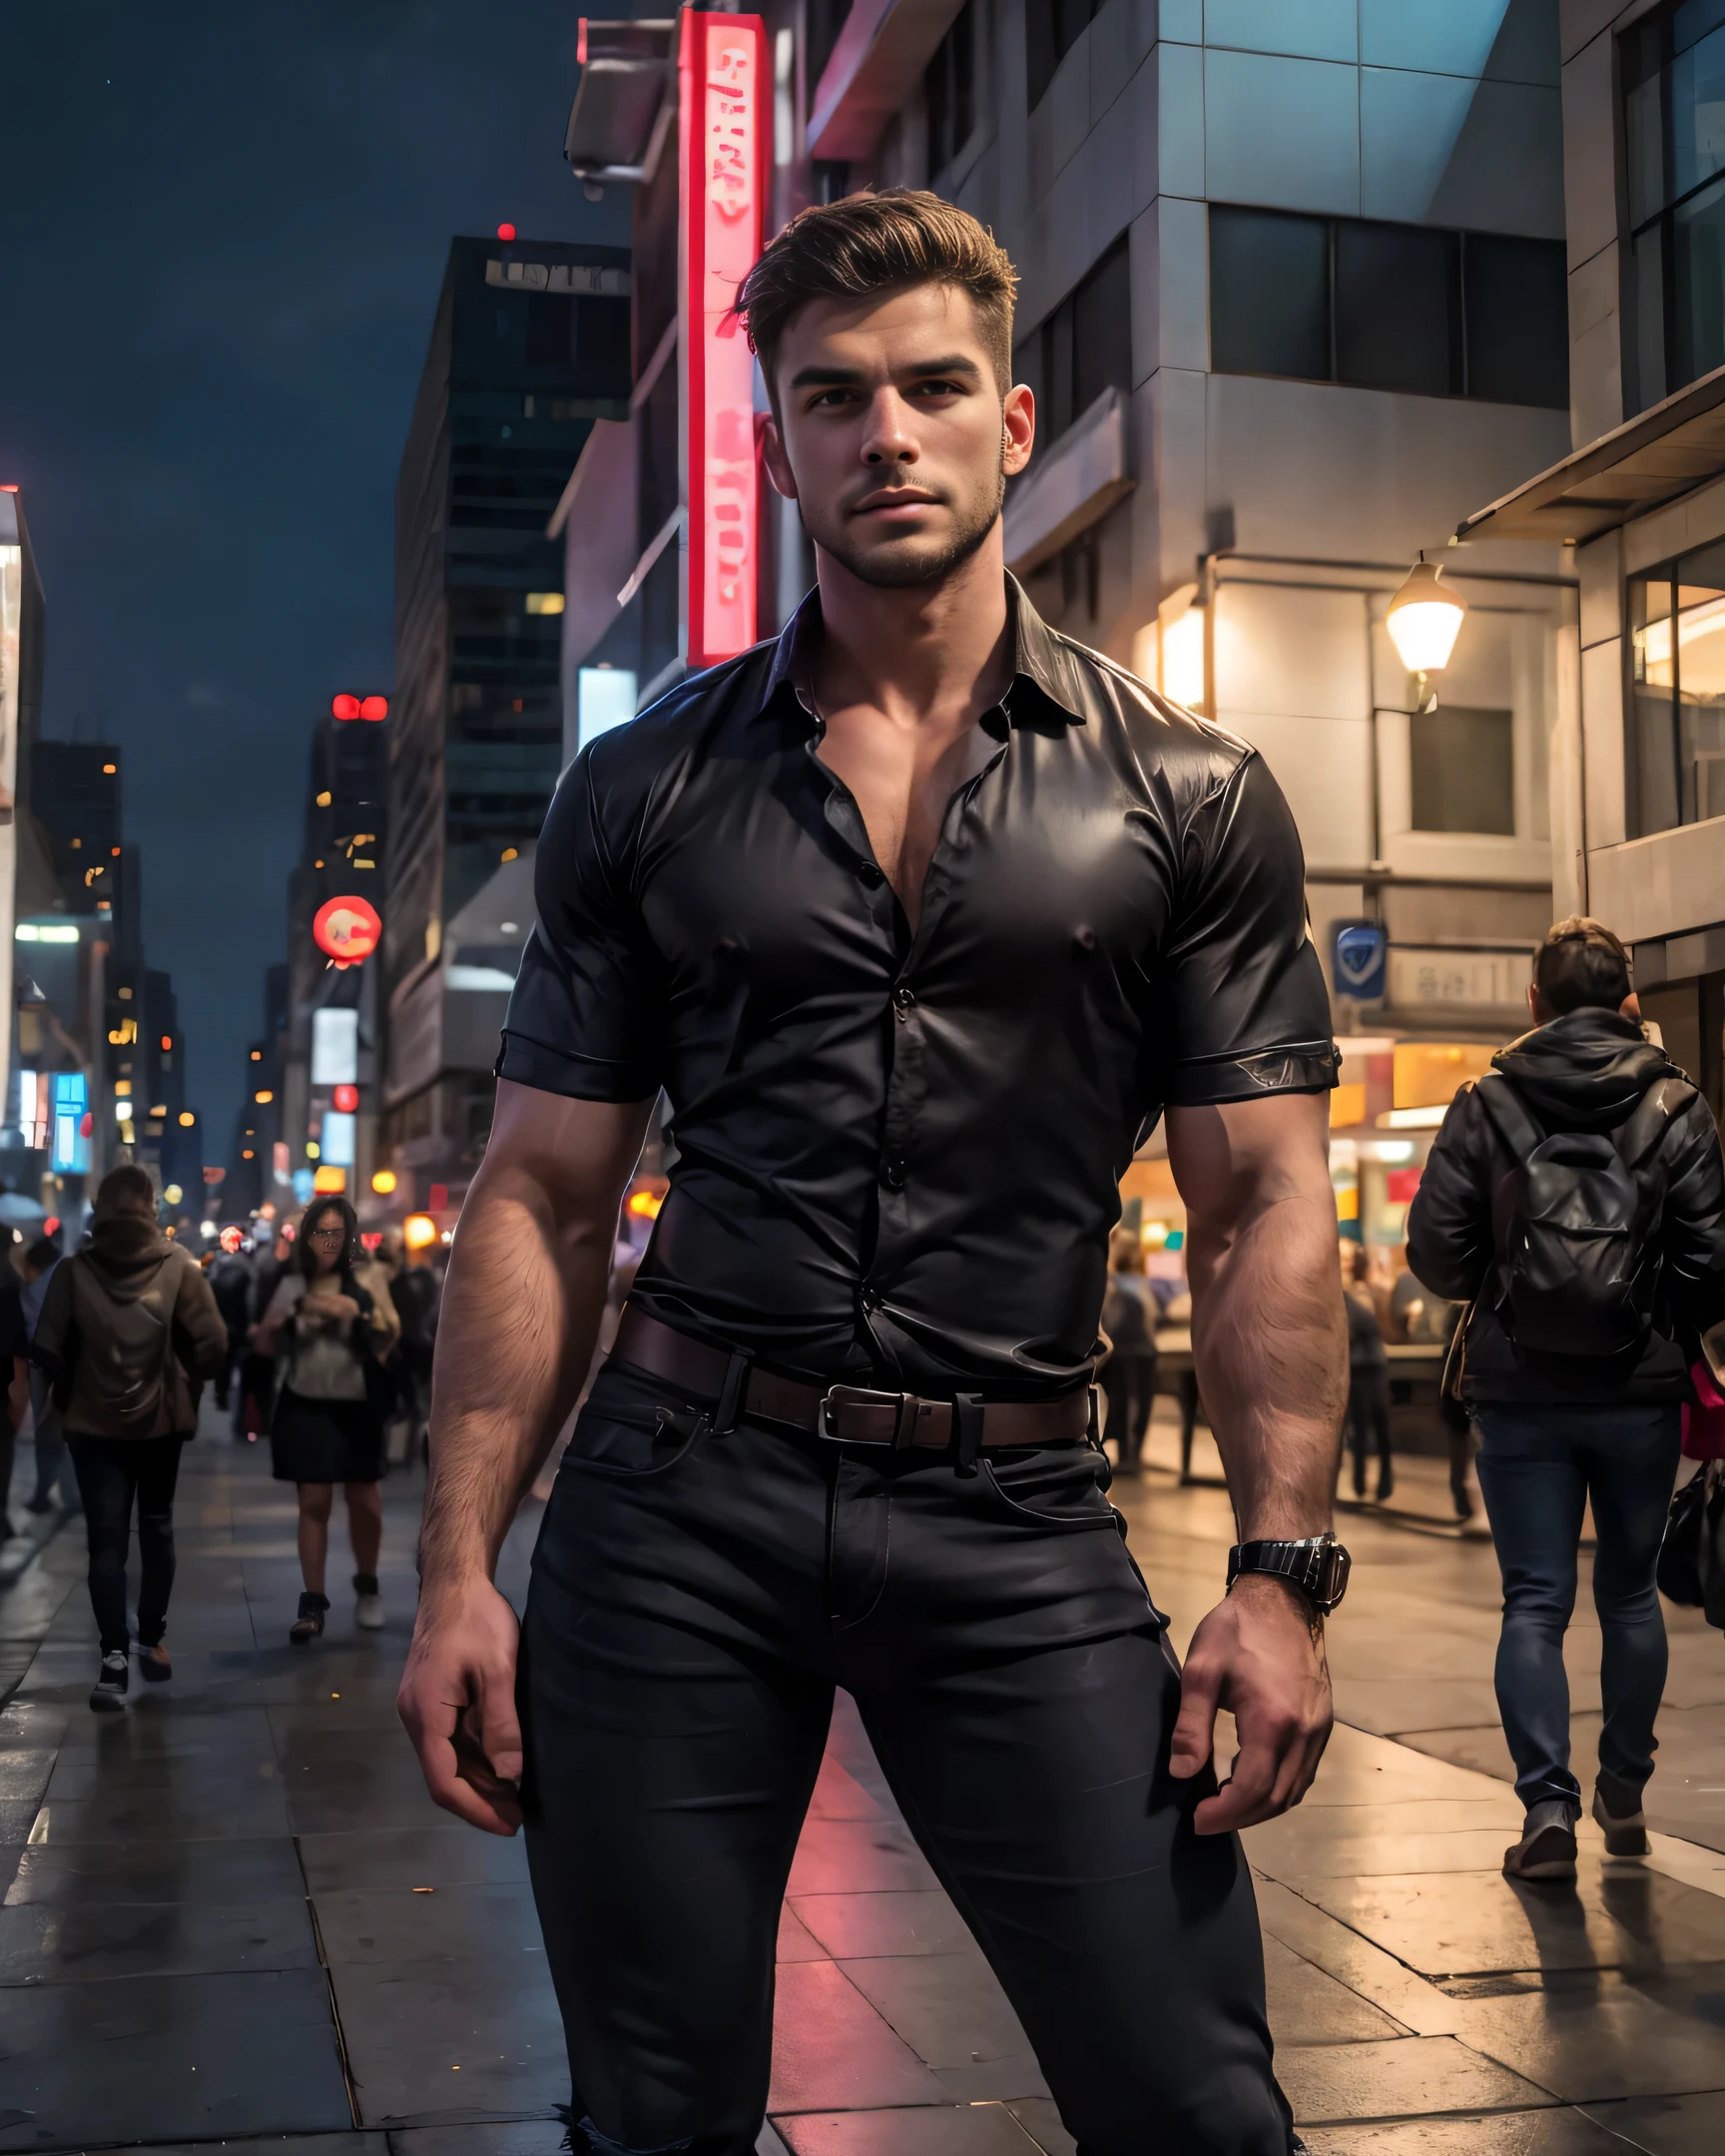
[680,10,767,671]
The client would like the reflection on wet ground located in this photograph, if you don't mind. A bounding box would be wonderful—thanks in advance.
[0,1403,1720,2152]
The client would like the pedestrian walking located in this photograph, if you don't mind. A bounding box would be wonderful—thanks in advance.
[399,191,1349,2156]
[1341,1241,1394,1503]
[1408,917,1725,1882]
[32,1165,227,1710]
[257,1197,400,1643]
[1100,1227,1158,1474]
[238,1227,291,1440]
[0,1252,30,1538]
[207,1230,255,1415]
[385,1233,440,1459]
[19,1235,70,1515]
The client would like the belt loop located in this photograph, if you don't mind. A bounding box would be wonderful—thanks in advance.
[1086,1386,1102,1450]
[713,1348,753,1437]
[953,1393,984,1477]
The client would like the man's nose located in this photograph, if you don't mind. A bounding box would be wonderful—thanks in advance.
[861,389,917,465]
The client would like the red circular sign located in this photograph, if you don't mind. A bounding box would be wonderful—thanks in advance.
[331,693,361,722]
[359,695,388,722]
[331,1083,359,1113]
[312,895,382,969]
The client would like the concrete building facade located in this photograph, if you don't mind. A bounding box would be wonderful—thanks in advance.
[1455,0,1725,1122]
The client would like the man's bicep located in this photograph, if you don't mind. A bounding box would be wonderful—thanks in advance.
[480,1079,654,1222]
[1166,1093,1334,1228]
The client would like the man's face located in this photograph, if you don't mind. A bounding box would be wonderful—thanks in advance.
[762,282,1034,590]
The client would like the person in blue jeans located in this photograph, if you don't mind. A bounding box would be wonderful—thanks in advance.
[1409,918,1725,1882]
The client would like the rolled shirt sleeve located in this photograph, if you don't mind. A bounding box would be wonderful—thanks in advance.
[498,740,666,1102]
[1157,747,1339,1106]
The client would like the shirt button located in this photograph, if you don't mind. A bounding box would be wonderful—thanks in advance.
[857,861,883,887]
[860,1287,879,1313]
[879,1155,906,1191]
[892,985,915,1015]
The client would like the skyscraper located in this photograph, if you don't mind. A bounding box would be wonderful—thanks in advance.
[383,233,630,1204]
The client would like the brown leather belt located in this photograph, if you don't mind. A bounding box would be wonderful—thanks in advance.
[611,1306,1093,1452]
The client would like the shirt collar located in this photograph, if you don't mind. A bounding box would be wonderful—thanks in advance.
[761,574,1088,726]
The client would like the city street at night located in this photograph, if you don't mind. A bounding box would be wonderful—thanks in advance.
[6,5,1725,2153]
[3,1408,1724,2154]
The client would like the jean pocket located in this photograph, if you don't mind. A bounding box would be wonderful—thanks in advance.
[977,1444,1120,1529]
[560,1366,713,1482]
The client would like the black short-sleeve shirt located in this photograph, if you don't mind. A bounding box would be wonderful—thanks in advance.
[502,580,1336,1397]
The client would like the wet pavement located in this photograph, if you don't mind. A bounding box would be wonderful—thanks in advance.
[0,1402,1721,2153]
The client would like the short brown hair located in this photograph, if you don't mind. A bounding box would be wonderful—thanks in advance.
[1534,916,1633,1015]
[94,1164,158,1218]
[736,189,1018,398]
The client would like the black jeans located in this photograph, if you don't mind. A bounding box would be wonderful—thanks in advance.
[67,1434,187,1654]
[521,1362,1294,2156]
[1347,1367,1392,1497]
[1100,1348,1157,1470]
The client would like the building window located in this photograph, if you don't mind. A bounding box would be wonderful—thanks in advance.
[1410,706,1514,834]
[1628,544,1725,834]
[1623,1,1725,409]
[1012,234,1132,455]
[1024,0,1103,115]
[926,0,976,178]
[1208,206,1567,409]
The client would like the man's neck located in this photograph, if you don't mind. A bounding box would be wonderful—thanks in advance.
[811,529,1012,728]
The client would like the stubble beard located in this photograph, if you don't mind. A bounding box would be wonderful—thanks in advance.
[811,470,1006,591]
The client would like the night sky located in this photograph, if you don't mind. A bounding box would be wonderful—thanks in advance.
[0,3,629,1153]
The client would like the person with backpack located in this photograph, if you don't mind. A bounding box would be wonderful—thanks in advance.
[32,1166,228,1711]
[1408,918,1725,1883]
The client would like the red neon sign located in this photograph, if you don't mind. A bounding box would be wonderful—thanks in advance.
[680,10,767,672]
[312,895,382,969]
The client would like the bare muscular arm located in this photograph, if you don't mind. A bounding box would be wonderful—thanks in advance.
[1163,1090,1347,1833]
[397,1079,653,1833]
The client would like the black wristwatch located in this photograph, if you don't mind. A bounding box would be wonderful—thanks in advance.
[1227,1533,1351,1615]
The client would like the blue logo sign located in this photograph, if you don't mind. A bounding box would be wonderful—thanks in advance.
[291,1168,315,1206]
[1333,920,1389,1002]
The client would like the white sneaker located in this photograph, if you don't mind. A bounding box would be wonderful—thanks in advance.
[90,1652,129,1713]
[355,1590,384,1630]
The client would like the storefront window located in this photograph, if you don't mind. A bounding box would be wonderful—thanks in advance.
[1629,544,1725,832]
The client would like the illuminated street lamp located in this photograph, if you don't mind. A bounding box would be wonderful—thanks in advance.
[1386,555,1467,685]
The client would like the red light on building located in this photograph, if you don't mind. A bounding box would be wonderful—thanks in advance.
[497,222,517,242]
[161,1035,173,1052]
[428,1183,449,1212]
[0,484,18,494]
[577,19,588,65]
[312,895,383,969]
[331,1083,359,1113]
[359,694,387,722]
[331,693,361,721]
[680,11,767,671]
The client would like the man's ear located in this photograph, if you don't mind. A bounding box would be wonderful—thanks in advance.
[1003,382,1034,477]
[761,414,798,502]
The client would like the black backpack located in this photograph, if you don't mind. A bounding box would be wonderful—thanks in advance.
[1474,1069,1695,1359]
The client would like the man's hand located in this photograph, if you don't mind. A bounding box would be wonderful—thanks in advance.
[396,1579,525,1837]
[1168,1574,1333,1834]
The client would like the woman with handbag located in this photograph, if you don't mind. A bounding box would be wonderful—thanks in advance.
[258,1197,400,1643]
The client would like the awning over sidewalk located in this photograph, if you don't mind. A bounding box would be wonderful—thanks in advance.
[1455,359,1725,545]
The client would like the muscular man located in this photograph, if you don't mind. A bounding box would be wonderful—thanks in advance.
[399,190,1349,2156]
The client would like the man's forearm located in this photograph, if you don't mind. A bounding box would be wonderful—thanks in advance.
[1188,1189,1345,1537]
[1171,1092,1347,1542]
[417,1091,651,1592]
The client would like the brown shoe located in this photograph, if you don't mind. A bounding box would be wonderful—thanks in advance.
[1503,1803,1577,1882]
[1593,1772,1649,1858]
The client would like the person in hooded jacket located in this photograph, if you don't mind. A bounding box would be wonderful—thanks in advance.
[1408,919,1725,1884]
[33,1166,229,1711]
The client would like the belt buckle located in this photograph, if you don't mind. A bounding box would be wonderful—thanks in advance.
[820,1383,924,1449]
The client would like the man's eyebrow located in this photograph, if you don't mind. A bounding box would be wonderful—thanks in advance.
[786,354,985,390]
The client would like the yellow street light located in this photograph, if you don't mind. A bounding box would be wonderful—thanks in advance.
[1386,556,1466,677]
[371,1169,398,1196]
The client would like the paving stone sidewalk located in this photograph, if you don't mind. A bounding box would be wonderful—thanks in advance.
[0,1403,1721,2153]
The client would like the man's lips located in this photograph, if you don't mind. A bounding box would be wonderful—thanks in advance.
[851,489,941,519]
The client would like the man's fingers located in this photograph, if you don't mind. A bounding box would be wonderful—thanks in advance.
[479,1686,524,1788]
[1193,1728,1283,1834]
[1168,1655,1222,1781]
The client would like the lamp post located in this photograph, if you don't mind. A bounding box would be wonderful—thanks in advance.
[1370,554,1469,870]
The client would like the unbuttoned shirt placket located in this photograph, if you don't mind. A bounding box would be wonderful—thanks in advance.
[794,680,1013,1388]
